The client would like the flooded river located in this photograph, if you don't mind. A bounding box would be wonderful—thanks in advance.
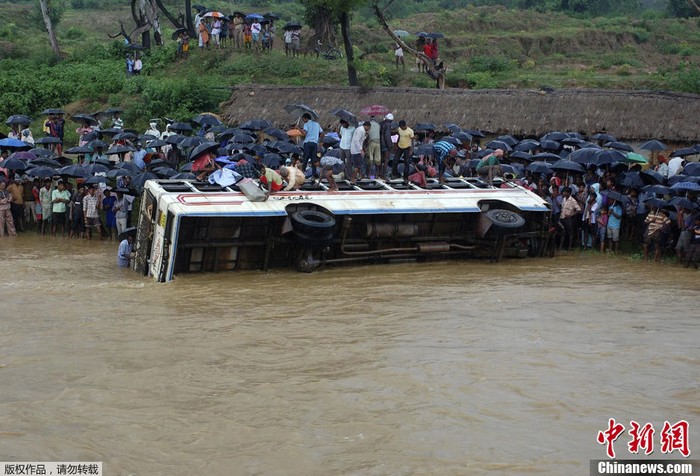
[0,235,698,475]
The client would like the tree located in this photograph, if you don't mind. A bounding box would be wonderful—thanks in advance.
[109,0,194,47]
[372,0,446,89]
[37,0,62,59]
[668,0,700,16]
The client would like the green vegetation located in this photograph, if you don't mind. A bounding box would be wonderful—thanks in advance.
[1,1,700,136]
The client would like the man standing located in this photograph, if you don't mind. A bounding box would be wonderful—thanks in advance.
[117,234,135,268]
[338,119,355,181]
[83,186,102,240]
[379,113,393,180]
[6,174,24,232]
[350,122,371,184]
[22,175,35,229]
[606,199,623,253]
[392,120,414,181]
[113,190,128,236]
[367,116,381,179]
[132,142,147,170]
[559,186,581,251]
[300,113,322,178]
[51,180,71,237]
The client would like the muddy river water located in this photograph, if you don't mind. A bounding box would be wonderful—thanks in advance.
[0,235,698,475]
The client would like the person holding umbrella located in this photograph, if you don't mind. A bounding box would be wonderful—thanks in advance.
[300,113,323,178]
[643,204,671,262]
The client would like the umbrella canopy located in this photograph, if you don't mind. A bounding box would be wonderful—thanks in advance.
[414,123,437,132]
[71,114,98,126]
[593,149,627,166]
[84,175,107,185]
[117,226,137,242]
[29,148,56,158]
[322,136,339,147]
[427,32,445,39]
[25,166,58,178]
[569,148,599,164]
[526,161,553,174]
[640,140,667,151]
[617,172,645,189]
[640,169,664,185]
[644,197,669,210]
[605,141,633,152]
[58,165,89,178]
[245,13,265,21]
[153,167,178,178]
[5,114,32,125]
[113,131,137,142]
[170,122,194,133]
[35,136,62,145]
[203,11,226,18]
[189,141,220,160]
[684,162,700,176]
[452,131,473,143]
[465,129,485,138]
[88,139,109,150]
[263,127,289,141]
[171,27,188,41]
[444,123,462,134]
[130,172,159,191]
[496,135,518,147]
[669,197,694,210]
[514,140,539,152]
[670,181,700,192]
[115,162,141,173]
[413,144,435,156]
[41,108,65,115]
[393,30,410,37]
[240,119,273,130]
[509,151,534,162]
[83,163,110,174]
[550,160,584,174]
[284,103,319,121]
[360,105,390,116]
[9,151,36,161]
[179,136,205,149]
[626,152,647,164]
[538,139,561,151]
[485,140,512,152]
[0,138,32,150]
[106,168,136,179]
[192,113,222,127]
[540,131,568,142]
[262,153,282,169]
[531,152,561,162]
[644,184,671,196]
[670,147,697,158]
[147,139,168,148]
[591,132,617,142]
[65,145,94,155]
[283,22,302,31]
[331,108,358,126]
[1,157,28,171]
[31,157,63,168]
[604,191,630,204]
[106,145,135,155]
[100,127,122,136]
[165,134,186,145]
[171,172,196,180]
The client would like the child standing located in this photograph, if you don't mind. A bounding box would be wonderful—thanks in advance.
[596,205,608,253]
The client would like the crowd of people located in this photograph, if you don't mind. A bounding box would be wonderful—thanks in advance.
[1,105,699,268]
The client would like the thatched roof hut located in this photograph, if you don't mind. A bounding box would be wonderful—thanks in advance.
[220,85,700,142]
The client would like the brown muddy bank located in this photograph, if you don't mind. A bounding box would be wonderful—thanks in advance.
[221,85,700,142]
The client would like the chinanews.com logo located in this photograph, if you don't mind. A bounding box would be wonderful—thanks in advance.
[591,419,698,475]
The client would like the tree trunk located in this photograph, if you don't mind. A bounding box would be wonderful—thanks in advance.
[339,12,358,87]
[38,0,61,59]
[687,0,700,13]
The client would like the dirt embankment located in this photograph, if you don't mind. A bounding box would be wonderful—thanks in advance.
[221,85,700,142]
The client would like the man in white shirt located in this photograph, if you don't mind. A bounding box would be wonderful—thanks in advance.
[349,122,370,184]
[668,156,685,177]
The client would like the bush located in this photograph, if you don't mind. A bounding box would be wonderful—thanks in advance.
[469,55,515,73]
[63,26,85,40]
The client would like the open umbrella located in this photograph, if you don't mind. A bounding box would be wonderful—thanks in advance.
[284,104,319,121]
[263,127,289,141]
[31,157,63,168]
[684,163,700,176]
[413,144,435,156]
[25,166,58,178]
[65,145,94,155]
[71,114,98,126]
[540,131,567,142]
[669,197,694,210]
[5,115,32,126]
[88,139,109,150]
[189,141,220,160]
[192,113,222,127]
[9,151,36,161]
[172,172,196,180]
[1,157,28,171]
[84,175,107,185]
[644,197,669,210]
[640,140,666,151]
[526,161,553,174]
[415,123,437,132]
[179,136,205,149]
[453,131,473,144]
[569,148,599,164]
[538,139,561,151]
[147,139,168,148]
[591,132,617,142]
[644,184,671,196]
[240,119,273,130]
[617,172,644,189]
[550,160,584,174]
[130,172,159,191]
[626,152,647,164]
[444,123,462,134]
[283,22,302,31]
[153,167,178,178]
[106,168,136,179]
[670,147,697,158]
[41,108,65,115]
[117,226,137,242]
[331,108,358,126]
[264,13,280,20]
[203,11,226,18]
[0,138,32,150]
[29,148,56,158]
[35,136,62,146]
[245,13,265,21]
[496,135,518,147]
[485,140,512,152]
[670,181,700,192]
[604,141,633,152]
[640,169,664,185]
[360,105,390,116]
[531,152,561,162]
[58,165,88,178]
[170,122,194,133]
[166,134,186,145]
[510,151,534,162]
[604,191,630,204]
[393,30,410,37]
[593,149,627,166]
[84,163,110,174]
[465,129,485,138]
[427,32,445,39]
[106,145,135,155]
[515,140,539,152]
[171,27,188,41]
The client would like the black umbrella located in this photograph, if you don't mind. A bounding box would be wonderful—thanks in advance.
[166,134,186,145]
[106,145,135,155]
[240,119,273,130]
[441,136,462,146]
[106,168,136,179]
[465,129,485,138]
[540,131,567,142]
[153,167,178,178]
[58,165,89,178]
[264,12,280,20]
[644,184,671,196]
[569,148,599,164]
[9,151,36,161]
[669,197,693,210]
[5,114,32,125]
[670,147,697,158]
[65,145,93,155]
[146,159,170,169]
[71,114,98,126]
[485,140,512,152]
[130,172,159,190]
[283,22,302,31]
[618,172,644,189]
[444,123,461,134]
[117,226,137,242]
[113,131,137,141]
[452,131,473,143]
[526,161,553,174]
[604,190,630,204]
[262,153,282,169]
[413,144,435,156]
[332,108,358,126]
[538,139,561,151]
[26,166,58,178]
[284,104,319,121]
[414,123,437,132]
[427,32,445,39]
[271,142,302,155]
[477,148,494,158]
[179,136,205,149]
[31,157,63,168]
[263,127,289,141]
[192,114,222,127]
[514,140,539,152]
[593,149,627,166]
[496,135,518,147]
[100,127,122,136]
[322,136,339,147]
[644,197,669,210]
[531,152,561,162]
[170,122,194,133]
[171,27,188,41]
[1,157,28,171]
[115,162,142,173]
[88,139,109,149]
[188,141,220,160]
[670,181,700,192]
[640,169,664,185]
[232,133,255,144]
[179,162,193,172]
[640,140,666,151]
[29,148,56,158]
[550,160,584,174]
[509,151,534,162]
[84,175,107,185]
[41,108,65,115]
[604,141,633,152]
[684,163,700,176]
[139,134,158,143]
[84,163,111,174]
[147,139,168,148]
[591,132,617,142]
[35,136,62,145]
